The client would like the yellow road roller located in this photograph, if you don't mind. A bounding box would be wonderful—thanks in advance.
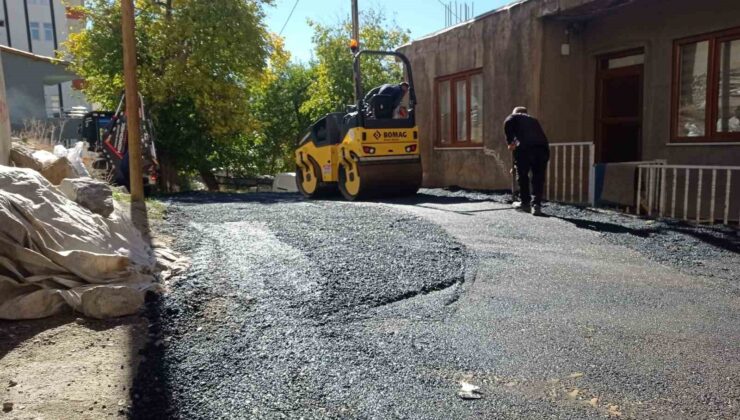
[295,50,421,200]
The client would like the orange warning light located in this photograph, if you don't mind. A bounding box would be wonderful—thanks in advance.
[349,39,359,52]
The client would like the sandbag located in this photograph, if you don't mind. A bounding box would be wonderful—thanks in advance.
[0,166,160,319]
[59,177,115,217]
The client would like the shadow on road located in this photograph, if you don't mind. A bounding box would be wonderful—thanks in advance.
[127,199,175,419]
[660,223,739,253]
[163,191,303,205]
[128,293,172,419]
[554,214,739,253]
[555,216,652,237]
[0,314,76,360]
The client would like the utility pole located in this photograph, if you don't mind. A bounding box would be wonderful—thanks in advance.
[121,0,144,202]
[351,0,360,102]
[351,0,359,44]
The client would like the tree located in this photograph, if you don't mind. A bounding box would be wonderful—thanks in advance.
[300,9,410,121]
[237,35,314,176]
[65,0,271,191]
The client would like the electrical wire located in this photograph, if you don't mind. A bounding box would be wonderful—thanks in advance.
[278,0,300,36]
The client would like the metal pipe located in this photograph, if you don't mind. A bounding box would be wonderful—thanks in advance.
[710,169,717,224]
[684,169,690,221]
[22,0,32,52]
[570,145,575,202]
[647,167,654,216]
[3,0,11,47]
[659,166,666,217]
[351,0,359,45]
[724,170,732,225]
[636,167,642,215]
[561,145,566,202]
[696,169,703,223]
[579,145,584,203]
[671,168,677,219]
[552,146,559,201]
[545,151,550,200]
[588,145,596,206]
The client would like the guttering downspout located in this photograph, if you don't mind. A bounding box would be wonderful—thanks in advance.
[2,0,10,47]
[49,0,64,113]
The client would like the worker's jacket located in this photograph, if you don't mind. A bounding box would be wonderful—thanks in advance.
[503,113,549,148]
[365,84,404,109]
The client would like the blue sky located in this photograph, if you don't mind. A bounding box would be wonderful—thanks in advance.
[264,0,511,63]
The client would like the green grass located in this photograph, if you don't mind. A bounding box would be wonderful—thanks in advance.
[112,190,167,220]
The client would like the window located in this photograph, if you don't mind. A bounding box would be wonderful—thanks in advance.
[29,22,40,41]
[672,27,740,142]
[46,94,61,118]
[43,23,53,42]
[435,69,484,147]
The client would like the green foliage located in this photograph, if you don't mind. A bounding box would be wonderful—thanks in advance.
[223,36,314,176]
[65,1,410,185]
[300,9,410,121]
[65,0,272,183]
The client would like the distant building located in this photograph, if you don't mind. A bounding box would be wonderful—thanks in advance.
[0,0,87,118]
[0,44,76,127]
[400,0,740,223]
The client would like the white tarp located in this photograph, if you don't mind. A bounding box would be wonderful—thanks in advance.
[0,166,163,319]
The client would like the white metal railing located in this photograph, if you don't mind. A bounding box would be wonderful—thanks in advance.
[545,142,595,205]
[637,163,740,225]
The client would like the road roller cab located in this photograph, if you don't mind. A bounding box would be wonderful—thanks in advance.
[295,49,422,200]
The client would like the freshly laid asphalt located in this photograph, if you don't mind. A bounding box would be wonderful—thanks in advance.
[130,190,739,419]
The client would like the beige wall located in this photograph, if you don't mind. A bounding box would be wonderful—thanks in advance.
[550,0,740,219]
[400,1,545,190]
[402,0,740,194]
[543,0,740,165]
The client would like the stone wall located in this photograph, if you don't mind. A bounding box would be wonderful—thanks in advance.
[400,0,546,190]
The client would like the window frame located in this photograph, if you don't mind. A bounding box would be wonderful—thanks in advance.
[43,22,53,42]
[671,26,740,143]
[29,22,40,41]
[434,68,483,148]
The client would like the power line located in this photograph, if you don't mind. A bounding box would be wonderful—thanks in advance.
[278,0,300,36]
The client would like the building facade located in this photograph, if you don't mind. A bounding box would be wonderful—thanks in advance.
[0,0,86,117]
[399,0,740,222]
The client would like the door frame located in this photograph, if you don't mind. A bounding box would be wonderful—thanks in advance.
[594,48,645,163]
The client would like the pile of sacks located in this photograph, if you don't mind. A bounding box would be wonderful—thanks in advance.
[0,166,182,320]
[9,141,89,185]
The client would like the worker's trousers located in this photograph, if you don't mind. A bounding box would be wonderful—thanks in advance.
[514,145,550,206]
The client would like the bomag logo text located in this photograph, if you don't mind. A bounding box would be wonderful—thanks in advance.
[383,131,408,139]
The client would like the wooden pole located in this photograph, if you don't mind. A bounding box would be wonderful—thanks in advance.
[351,0,359,102]
[121,0,144,202]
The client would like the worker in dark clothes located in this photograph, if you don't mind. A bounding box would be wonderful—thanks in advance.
[504,106,550,216]
[364,82,409,118]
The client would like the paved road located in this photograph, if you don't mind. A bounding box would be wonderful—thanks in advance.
[131,191,740,419]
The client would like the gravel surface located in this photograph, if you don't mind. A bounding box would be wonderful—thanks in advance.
[129,193,470,419]
[129,189,740,419]
[419,188,740,285]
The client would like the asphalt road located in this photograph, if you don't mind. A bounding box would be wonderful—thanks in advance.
[130,190,740,420]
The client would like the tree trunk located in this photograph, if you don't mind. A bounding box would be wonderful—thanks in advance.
[199,168,220,192]
[157,153,180,192]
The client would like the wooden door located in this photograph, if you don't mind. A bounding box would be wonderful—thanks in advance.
[596,50,644,163]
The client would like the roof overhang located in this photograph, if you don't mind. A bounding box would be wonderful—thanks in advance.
[0,45,77,84]
[540,0,641,21]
